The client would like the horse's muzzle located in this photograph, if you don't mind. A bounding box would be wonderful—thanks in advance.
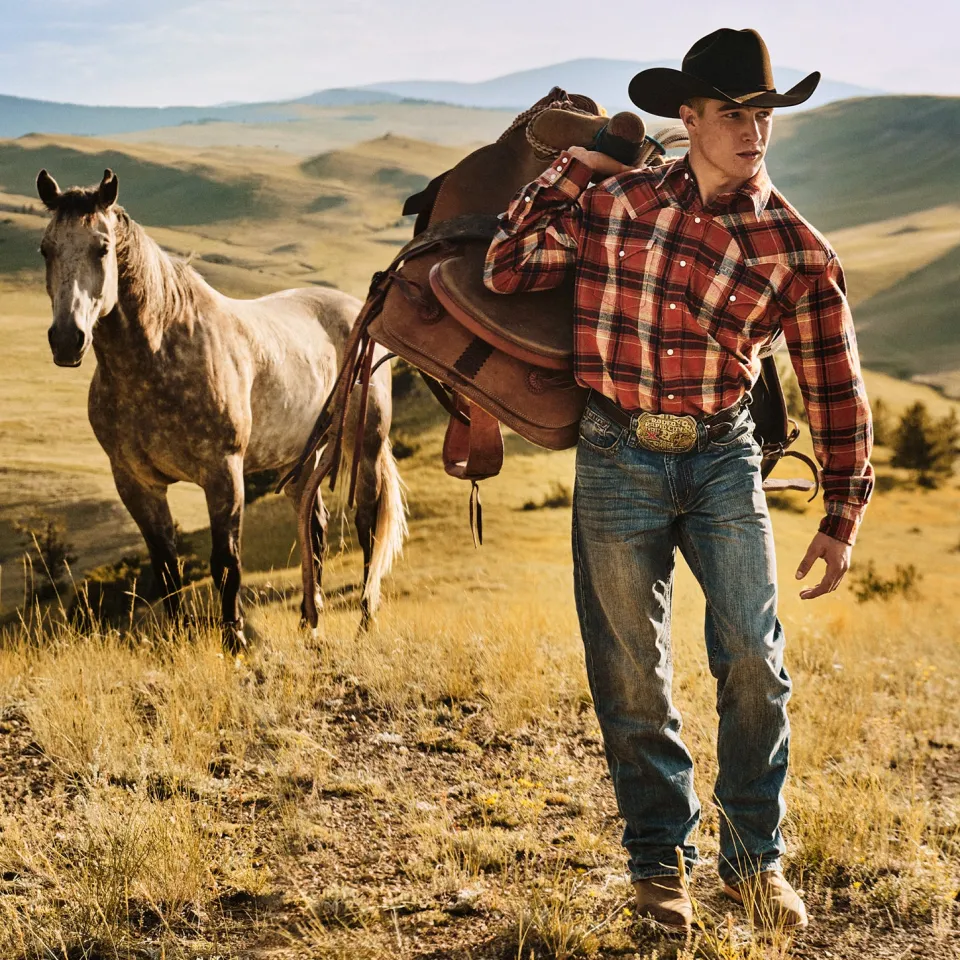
[48,324,88,367]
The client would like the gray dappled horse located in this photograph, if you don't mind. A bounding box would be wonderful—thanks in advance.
[37,168,406,647]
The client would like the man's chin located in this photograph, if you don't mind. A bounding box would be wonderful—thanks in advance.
[734,153,764,175]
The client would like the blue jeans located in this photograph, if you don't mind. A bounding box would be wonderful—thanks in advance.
[572,395,791,884]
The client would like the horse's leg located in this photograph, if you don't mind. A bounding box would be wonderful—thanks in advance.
[354,465,378,632]
[285,467,329,626]
[111,466,183,619]
[203,455,245,650]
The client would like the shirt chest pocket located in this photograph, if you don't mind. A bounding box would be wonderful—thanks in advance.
[611,237,656,319]
[698,258,787,345]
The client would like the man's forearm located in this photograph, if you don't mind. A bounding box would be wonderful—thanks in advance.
[483,152,592,295]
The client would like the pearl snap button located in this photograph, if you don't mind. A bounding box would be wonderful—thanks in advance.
[619,250,625,257]
[667,349,674,355]
[524,196,531,202]
[694,217,702,224]
[669,304,676,310]
[679,260,687,267]
[667,394,675,400]
[729,295,737,302]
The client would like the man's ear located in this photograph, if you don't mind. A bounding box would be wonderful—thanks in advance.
[678,104,697,134]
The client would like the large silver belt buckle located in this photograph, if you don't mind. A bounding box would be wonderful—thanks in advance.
[635,412,698,453]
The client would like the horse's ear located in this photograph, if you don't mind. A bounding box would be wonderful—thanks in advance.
[98,169,119,208]
[37,169,62,210]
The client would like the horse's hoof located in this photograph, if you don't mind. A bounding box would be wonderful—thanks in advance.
[222,618,247,654]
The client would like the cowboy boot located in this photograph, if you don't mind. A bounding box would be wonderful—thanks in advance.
[633,875,693,932]
[722,870,809,930]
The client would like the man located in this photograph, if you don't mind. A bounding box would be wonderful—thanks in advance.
[484,28,874,933]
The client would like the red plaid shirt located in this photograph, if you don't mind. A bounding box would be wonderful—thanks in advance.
[484,152,874,545]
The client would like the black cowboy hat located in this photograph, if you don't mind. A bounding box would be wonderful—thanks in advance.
[628,28,820,118]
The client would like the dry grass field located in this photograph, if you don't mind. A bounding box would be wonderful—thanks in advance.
[0,104,958,958]
[0,376,958,959]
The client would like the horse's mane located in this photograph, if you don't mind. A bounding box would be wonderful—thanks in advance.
[113,209,202,328]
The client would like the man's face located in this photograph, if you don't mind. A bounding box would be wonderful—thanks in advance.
[681,100,773,184]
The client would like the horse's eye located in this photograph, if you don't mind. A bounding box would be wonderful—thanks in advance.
[96,243,110,258]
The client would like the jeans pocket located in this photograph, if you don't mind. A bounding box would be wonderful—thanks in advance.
[579,409,625,454]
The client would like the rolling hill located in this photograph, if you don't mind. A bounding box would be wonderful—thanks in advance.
[0,137,269,226]
[764,95,960,232]
[0,91,408,140]
[853,241,960,394]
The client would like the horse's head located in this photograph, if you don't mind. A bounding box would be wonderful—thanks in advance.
[36,169,120,367]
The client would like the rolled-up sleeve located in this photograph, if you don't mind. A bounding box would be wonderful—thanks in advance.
[780,255,875,545]
[483,151,592,294]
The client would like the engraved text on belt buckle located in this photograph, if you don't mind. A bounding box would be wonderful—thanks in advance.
[635,412,698,453]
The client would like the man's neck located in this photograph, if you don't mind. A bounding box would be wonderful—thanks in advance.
[686,149,749,207]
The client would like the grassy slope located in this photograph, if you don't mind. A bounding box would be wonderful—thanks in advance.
[851,241,960,391]
[0,373,957,959]
[766,95,960,232]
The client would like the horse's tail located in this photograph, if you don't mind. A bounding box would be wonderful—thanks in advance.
[363,436,408,613]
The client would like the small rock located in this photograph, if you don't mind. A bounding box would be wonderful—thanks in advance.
[415,800,436,812]
[448,886,483,915]
[372,732,404,746]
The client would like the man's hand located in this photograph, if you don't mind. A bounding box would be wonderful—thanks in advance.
[566,146,632,179]
[795,532,852,600]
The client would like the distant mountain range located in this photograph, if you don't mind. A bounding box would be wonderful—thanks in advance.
[360,59,882,115]
[0,59,882,140]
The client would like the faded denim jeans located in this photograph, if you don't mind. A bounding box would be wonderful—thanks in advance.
[572,394,791,884]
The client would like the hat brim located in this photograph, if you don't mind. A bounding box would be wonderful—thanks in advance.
[628,67,821,117]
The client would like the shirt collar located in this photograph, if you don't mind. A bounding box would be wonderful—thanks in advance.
[658,154,772,219]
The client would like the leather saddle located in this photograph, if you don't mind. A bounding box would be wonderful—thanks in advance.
[282,88,819,623]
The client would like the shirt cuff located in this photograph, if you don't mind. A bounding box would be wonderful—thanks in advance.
[535,152,593,198]
[818,509,863,547]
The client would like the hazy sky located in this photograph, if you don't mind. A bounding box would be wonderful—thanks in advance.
[0,0,957,106]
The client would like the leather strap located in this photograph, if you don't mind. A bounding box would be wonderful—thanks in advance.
[441,396,504,547]
[442,396,504,482]
[763,449,821,501]
[395,213,501,263]
[419,371,470,425]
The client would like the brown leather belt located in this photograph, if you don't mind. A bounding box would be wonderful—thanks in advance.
[589,391,749,453]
